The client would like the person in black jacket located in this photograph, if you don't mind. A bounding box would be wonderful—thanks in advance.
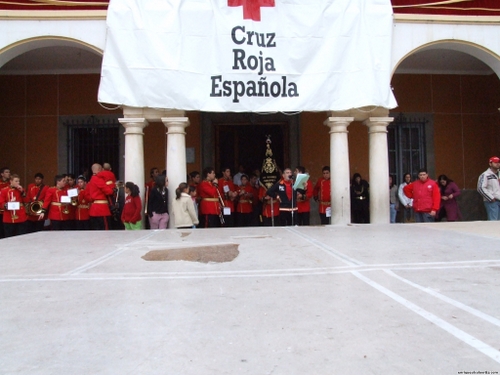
[265,168,305,226]
[148,174,169,229]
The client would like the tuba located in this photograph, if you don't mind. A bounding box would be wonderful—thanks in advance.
[27,201,44,215]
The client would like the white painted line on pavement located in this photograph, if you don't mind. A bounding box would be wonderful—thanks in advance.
[353,271,500,364]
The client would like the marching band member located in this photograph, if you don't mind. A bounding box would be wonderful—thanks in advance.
[39,175,70,230]
[65,173,78,230]
[218,167,237,227]
[197,167,221,228]
[26,172,49,233]
[87,163,115,230]
[75,176,91,230]
[294,166,313,226]
[236,174,254,227]
[313,166,331,225]
[0,174,28,237]
[259,184,280,226]
[0,167,11,238]
[146,167,159,197]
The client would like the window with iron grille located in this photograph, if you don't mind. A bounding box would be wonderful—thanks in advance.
[64,115,121,178]
[388,113,427,184]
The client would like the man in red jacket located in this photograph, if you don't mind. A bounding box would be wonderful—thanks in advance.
[403,168,441,222]
[198,167,222,228]
[87,163,115,230]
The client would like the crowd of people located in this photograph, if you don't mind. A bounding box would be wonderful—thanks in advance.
[0,155,498,237]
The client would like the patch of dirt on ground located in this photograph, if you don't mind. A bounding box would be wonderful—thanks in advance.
[142,244,239,263]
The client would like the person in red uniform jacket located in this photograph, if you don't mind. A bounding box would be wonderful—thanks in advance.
[313,166,331,225]
[259,184,280,226]
[39,175,71,230]
[145,167,159,197]
[294,166,313,226]
[0,174,29,237]
[26,172,49,233]
[102,163,117,184]
[236,174,254,227]
[0,167,11,238]
[64,173,78,230]
[197,167,221,228]
[403,168,441,223]
[75,176,91,230]
[122,182,142,230]
[87,163,115,230]
[218,167,237,227]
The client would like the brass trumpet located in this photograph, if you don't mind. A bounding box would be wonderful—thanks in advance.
[27,201,44,215]
[62,204,70,215]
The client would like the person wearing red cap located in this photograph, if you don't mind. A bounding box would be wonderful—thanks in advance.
[477,156,500,220]
[403,168,441,222]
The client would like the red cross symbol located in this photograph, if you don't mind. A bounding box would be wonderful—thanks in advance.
[228,0,275,22]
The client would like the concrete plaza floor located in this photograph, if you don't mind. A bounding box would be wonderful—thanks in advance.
[1,222,500,374]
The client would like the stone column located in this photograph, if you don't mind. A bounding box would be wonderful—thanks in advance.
[118,117,149,227]
[324,117,354,225]
[364,117,394,224]
[162,117,190,227]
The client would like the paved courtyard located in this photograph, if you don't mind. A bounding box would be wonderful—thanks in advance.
[1,222,499,374]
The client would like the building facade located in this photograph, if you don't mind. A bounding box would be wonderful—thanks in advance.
[0,0,499,224]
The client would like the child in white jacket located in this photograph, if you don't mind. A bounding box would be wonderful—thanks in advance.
[172,183,199,229]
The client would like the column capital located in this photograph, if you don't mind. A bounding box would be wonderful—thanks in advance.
[364,117,394,134]
[118,117,149,135]
[324,117,354,134]
[161,117,190,134]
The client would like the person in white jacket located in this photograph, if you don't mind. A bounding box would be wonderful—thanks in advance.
[172,182,199,229]
[398,173,414,223]
[477,156,500,220]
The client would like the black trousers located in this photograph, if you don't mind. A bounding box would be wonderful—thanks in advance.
[4,221,29,237]
[319,213,330,225]
[279,211,296,226]
[51,220,71,231]
[236,212,253,227]
[90,216,111,230]
[200,214,220,228]
[76,220,91,230]
[28,220,45,233]
[296,212,310,226]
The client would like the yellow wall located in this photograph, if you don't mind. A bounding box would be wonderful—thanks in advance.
[1,72,499,190]
[392,73,500,189]
[0,74,121,184]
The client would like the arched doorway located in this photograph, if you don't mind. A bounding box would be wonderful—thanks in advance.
[391,41,500,220]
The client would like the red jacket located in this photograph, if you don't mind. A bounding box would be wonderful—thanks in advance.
[87,174,115,217]
[259,186,279,218]
[121,195,142,224]
[198,180,221,216]
[236,184,254,214]
[26,183,49,222]
[297,180,313,213]
[218,178,237,212]
[42,187,71,221]
[313,178,331,214]
[0,187,28,223]
[76,188,91,221]
[403,178,441,213]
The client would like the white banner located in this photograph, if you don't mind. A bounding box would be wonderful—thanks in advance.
[98,0,397,112]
